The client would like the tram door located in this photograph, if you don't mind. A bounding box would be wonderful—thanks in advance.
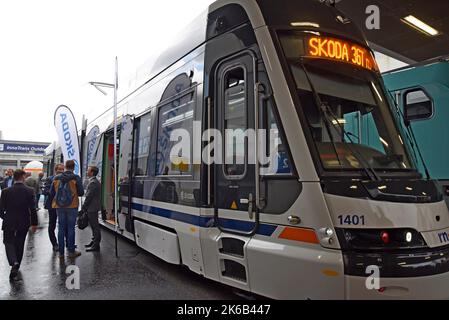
[214,52,259,235]
[99,117,135,236]
[117,115,135,236]
[101,131,117,225]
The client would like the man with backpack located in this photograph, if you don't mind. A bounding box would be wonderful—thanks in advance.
[50,160,84,259]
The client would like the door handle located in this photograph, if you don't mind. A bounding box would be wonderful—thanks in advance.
[247,193,254,220]
[240,194,254,219]
[254,82,262,211]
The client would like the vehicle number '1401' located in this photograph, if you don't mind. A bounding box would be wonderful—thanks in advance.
[338,215,365,226]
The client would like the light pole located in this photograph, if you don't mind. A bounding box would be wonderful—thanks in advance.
[89,57,119,257]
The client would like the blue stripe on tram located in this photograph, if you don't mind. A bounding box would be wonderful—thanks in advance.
[131,202,276,237]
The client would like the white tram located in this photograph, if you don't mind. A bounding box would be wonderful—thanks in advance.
[60,0,449,299]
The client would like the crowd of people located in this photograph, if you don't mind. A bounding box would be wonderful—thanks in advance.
[0,160,102,281]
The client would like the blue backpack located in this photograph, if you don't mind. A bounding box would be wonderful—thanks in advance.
[55,179,74,207]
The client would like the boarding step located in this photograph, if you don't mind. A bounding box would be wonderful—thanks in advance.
[219,237,245,258]
[221,259,247,282]
[216,234,250,290]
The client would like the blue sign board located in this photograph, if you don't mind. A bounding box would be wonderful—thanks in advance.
[0,143,48,154]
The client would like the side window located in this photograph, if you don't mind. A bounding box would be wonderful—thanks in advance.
[133,112,151,176]
[404,89,433,121]
[156,91,195,176]
[262,104,292,175]
[223,67,246,177]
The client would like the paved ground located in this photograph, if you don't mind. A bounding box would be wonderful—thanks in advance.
[0,203,240,300]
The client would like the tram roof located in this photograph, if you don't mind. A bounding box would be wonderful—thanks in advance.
[88,0,370,128]
[119,0,368,100]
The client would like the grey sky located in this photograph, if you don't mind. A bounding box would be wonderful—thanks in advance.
[0,0,213,143]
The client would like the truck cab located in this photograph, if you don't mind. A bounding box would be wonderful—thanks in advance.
[383,58,449,201]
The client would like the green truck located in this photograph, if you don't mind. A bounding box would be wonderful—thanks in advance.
[340,56,449,198]
[383,57,449,196]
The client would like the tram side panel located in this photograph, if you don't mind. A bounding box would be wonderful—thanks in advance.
[118,49,208,274]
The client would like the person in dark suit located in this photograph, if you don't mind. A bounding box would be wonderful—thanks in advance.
[0,169,14,190]
[0,169,38,281]
[81,166,101,252]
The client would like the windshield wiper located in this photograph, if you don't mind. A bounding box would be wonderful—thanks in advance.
[299,59,380,182]
[387,91,431,180]
[323,102,382,181]
[298,60,343,168]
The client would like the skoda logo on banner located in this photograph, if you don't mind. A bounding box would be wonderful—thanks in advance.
[54,105,81,176]
[60,113,76,158]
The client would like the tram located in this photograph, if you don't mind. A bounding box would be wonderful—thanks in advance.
[56,0,449,299]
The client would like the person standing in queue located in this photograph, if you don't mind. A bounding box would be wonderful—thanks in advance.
[1,169,14,190]
[81,166,102,252]
[43,164,64,251]
[25,172,39,210]
[37,172,45,209]
[0,169,38,281]
[50,160,84,259]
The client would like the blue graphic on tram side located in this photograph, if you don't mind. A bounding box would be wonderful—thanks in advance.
[277,151,291,174]
[156,81,187,175]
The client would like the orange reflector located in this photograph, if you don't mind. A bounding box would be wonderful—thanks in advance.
[279,227,319,244]
[230,201,238,210]
[322,269,340,277]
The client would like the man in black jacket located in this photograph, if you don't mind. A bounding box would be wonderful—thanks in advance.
[81,166,101,252]
[0,169,38,280]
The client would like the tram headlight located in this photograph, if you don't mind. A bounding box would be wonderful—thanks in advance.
[335,228,427,250]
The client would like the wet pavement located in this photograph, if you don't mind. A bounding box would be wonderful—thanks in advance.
[0,204,240,300]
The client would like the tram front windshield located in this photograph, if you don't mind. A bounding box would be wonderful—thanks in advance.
[279,32,418,174]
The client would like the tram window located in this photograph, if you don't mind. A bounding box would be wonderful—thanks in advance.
[224,67,246,177]
[134,112,151,176]
[156,91,194,176]
[262,105,292,175]
[404,89,433,121]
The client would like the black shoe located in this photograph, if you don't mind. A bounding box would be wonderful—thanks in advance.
[85,241,94,248]
[86,246,100,252]
[9,263,19,281]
